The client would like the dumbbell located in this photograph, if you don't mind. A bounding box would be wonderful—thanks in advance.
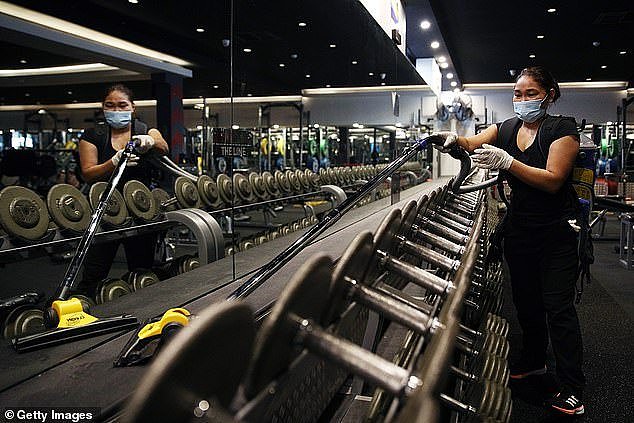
[420,207,473,236]
[452,349,510,387]
[122,180,159,222]
[244,255,508,422]
[166,255,200,277]
[261,171,281,198]
[234,173,255,204]
[122,270,160,292]
[197,175,222,209]
[249,172,269,201]
[151,188,178,212]
[274,170,293,195]
[440,379,512,423]
[95,278,132,304]
[239,238,256,252]
[154,176,202,210]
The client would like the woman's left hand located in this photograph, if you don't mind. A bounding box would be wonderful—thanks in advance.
[132,135,155,154]
[471,144,514,170]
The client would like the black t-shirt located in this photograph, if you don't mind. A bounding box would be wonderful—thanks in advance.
[80,120,152,185]
[497,116,579,228]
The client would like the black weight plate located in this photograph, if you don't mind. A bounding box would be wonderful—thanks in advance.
[233,173,253,202]
[344,167,353,184]
[89,182,129,227]
[151,188,176,212]
[245,254,333,398]
[373,208,402,256]
[96,278,132,304]
[197,175,221,208]
[305,169,320,189]
[286,170,301,193]
[216,174,234,205]
[174,176,200,209]
[123,180,158,221]
[0,186,49,240]
[296,169,310,191]
[12,308,45,338]
[327,167,338,185]
[275,170,292,193]
[47,184,91,233]
[124,302,255,423]
[131,271,159,291]
[399,200,418,238]
[262,171,280,197]
[249,172,268,200]
[325,231,374,325]
[182,256,200,273]
[319,168,330,184]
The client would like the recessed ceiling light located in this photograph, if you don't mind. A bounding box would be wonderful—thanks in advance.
[450,81,457,87]
[329,44,336,48]
[601,65,607,69]
[326,84,331,88]
[437,56,446,63]
[381,82,386,85]
[586,78,592,81]
[279,63,285,67]
[25,93,30,96]
[128,0,138,3]
[196,28,205,33]
[619,51,627,55]
[231,125,239,130]
[430,41,440,49]
[446,73,454,79]
[273,124,280,129]
[247,93,252,97]
[547,8,556,13]
[351,60,358,65]
[298,22,307,27]
[19,59,27,64]
[305,74,311,78]
[243,48,252,53]
[67,90,72,95]
[420,20,431,30]
[290,53,298,59]
[368,72,374,76]
[537,35,545,39]
[213,85,219,89]
[529,54,536,58]
[440,62,449,69]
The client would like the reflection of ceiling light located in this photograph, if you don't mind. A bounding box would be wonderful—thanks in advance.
[529,54,536,58]
[601,65,607,69]
[381,82,386,85]
[537,35,545,39]
[446,73,454,79]
[450,81,457,87]
[0,63,117,77]
[440,62,449,69]
[351,60,358,65]
[247,93,252,97]
[329,44,336,48]
[25,93,30,96]
[290,53,298,59]
[586,78,592,81]
[313,124,319,128]
[231,124,240,130]
[547,8,556,13]
[213,85,219,89]
[430,41,440,49]
[279,63,285,67]
[19,59,27,64]
[273,124,280,129]
[420,20,431,30]
[37,108,46,114]
[196,125,203,130]
[128,0,138,3]
[298,22,307,27]
[353,122,360,128]
[305,74,311,78]
[67,90,72,95]
[437,56,446,63]
[619,51,627,55]
[368,72,374,76]
[395,122,402,127]
[196,28,205,33]
[243,48,252,53]
[453,88,460,93]
[325,84,331,88]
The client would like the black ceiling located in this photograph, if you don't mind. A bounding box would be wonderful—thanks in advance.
[0,0,632,106]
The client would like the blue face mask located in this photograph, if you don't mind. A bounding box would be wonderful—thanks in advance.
[104,110,132,129]
[513,96,549,123]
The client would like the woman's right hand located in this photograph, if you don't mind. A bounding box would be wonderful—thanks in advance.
[111,149,139,167]
[430,132,459,152]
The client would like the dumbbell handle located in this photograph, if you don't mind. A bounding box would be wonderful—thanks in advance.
[445,202,475,216]
[450,364,479,383]
[295,316,422,398]
[377,250,454,297]
[416,219,468,245]
[413,229,465,257]
[375,283,434,315]
[397,237,459,274]
[435,208,473,228]
[439,393,478,415]
[423,211,471,235]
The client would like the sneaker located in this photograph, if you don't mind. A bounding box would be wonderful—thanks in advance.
[549,390,585,415]
[509,359,547,380]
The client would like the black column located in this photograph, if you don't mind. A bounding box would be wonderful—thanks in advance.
[338,126,349,164]
[152,73,185,161]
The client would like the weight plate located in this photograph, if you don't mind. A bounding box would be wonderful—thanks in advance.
[132,271,160,291]
[249,172,268,200]
[296,169,310,191]
[233,173,253,203]
[11,308,45,338]
[180,255,200,273]
[275,170,292,194]
[327,168,337,185]
[399,200,418,238]
[216,174,234,205]
[174,176,200,209]
[290,221,301,232]
[0,186,49,240]
[47,184,91,233]
[344,167,353,184]
[124,302,255,423]
[286,170,301,193]
[262,171,280,197]
[319,168,330,185]
[70,294,96,313]
[373,208,402,256]
[152,188,176,212]
[89,182,129,227]
[96,278,132,304]
[245,254,333,398]
[305,169,320,189]
[325,231,374,325]
[239,240,255,251]
[124,180,158,221]
[197,175,221,208]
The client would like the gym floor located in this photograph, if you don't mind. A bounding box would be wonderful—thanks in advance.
[503,215,634,422]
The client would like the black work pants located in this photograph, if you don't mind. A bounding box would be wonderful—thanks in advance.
[504,221,586,392]
[81,232,157,289]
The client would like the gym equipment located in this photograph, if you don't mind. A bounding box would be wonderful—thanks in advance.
[305,168,320,190]
[197,175,222,209]
[439,379,512,423]
[234,173,254,203]
[47,184,91,233]
[0,186,50,240]
[123,180,159,221]
[296,169,311,191]
[216,174,234,205]
[249,172,268,200]
[89,182,129,228]
[12,140,140,353]
[262,171,280,197]
[123,270,160,292]
[173,176,201,208]
[95,278,132,304]
[123,302,253,423]
[151,188,176,212]
[114,308,192,367]
[275,170,292,194]
[286,170,302,193]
